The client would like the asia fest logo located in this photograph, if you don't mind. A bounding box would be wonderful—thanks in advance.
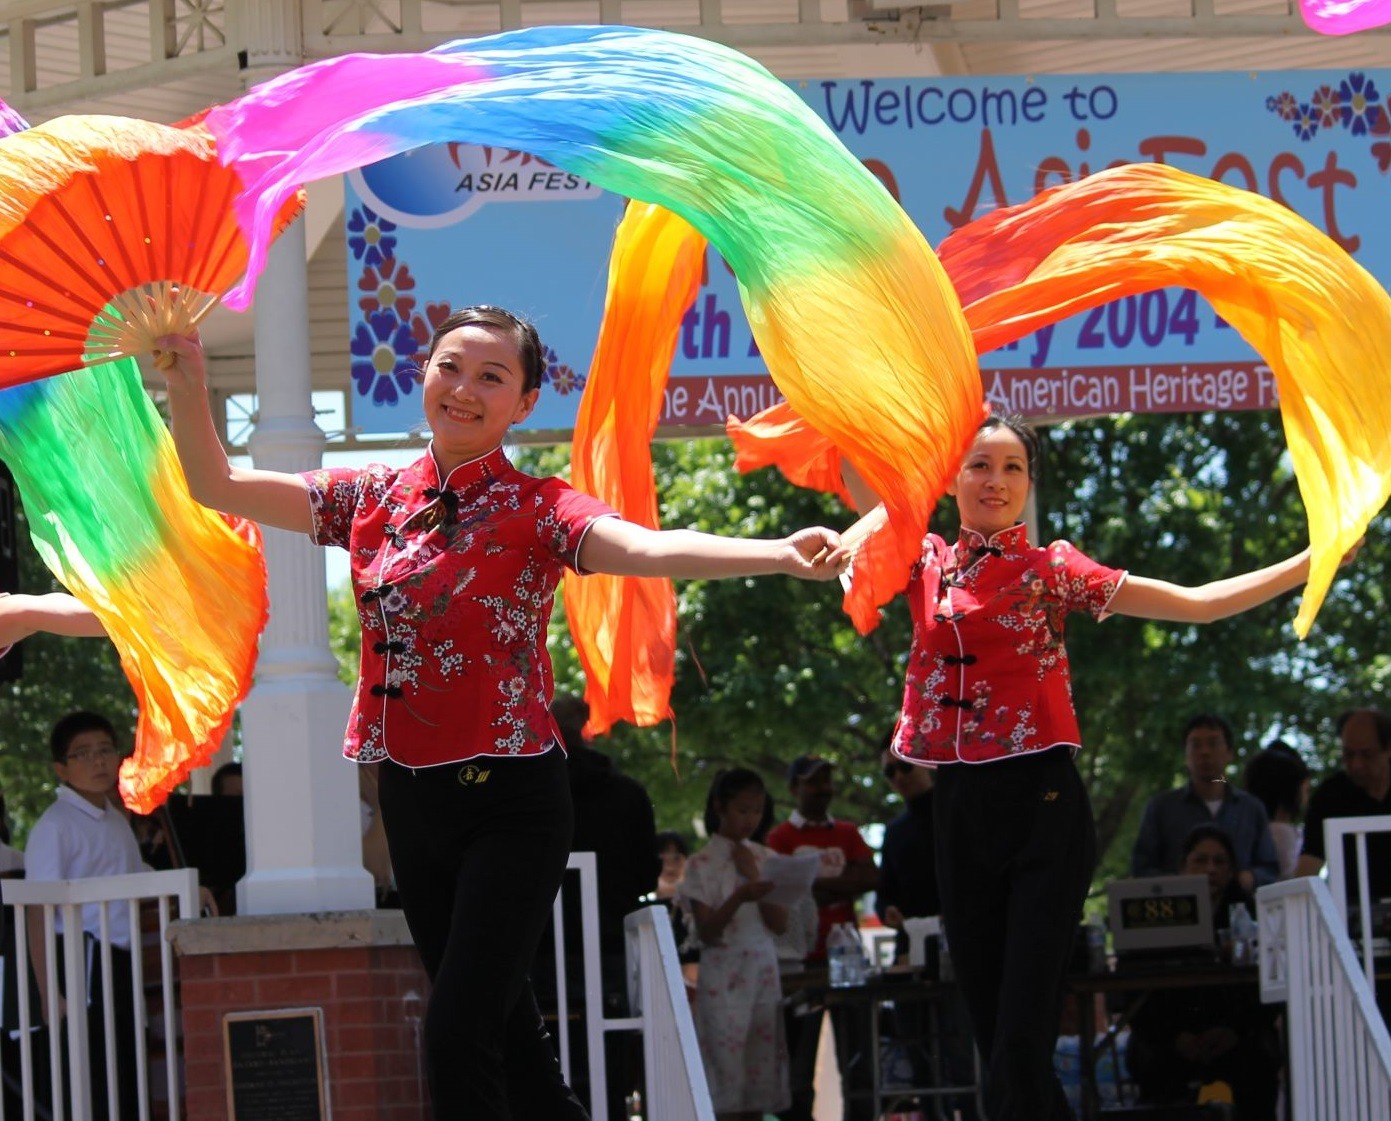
[346,205,584,409]
[1266,71,1390,175]
[349,142,602,228]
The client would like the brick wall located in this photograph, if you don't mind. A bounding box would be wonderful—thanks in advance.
[171,912,430,1121]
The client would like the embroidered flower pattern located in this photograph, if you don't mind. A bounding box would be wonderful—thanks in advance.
[895,526,1122,765]
[304,453,613,764]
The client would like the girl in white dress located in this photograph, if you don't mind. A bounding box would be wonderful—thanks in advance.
[681,768,791,1120]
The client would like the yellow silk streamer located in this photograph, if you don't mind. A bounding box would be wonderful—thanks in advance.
[732,163,1391,637]
[939,162,1391,636]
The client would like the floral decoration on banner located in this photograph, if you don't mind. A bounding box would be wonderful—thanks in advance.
[1267,72,1391,175]
[346,205,583,410]
[542,345,585,395]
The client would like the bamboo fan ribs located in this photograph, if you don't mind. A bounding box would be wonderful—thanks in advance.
[0,115,302,385]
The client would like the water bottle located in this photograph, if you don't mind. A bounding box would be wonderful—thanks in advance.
[1085,921,1108,974]
[842,923,868,985]
[827,923,851,987]
[1229,902,1258,965]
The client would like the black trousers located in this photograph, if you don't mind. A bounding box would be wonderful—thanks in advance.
[43,938,140,1121]
[379,750,590,1121]
[934,746,1097,1121]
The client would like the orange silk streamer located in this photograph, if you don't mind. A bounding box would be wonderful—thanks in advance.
[732,163,1391,637]
[727,402,893,633]
[564,202,706,734]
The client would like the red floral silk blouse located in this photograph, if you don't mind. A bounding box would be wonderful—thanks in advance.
[893,523,1126,766]
[302,446,617,768]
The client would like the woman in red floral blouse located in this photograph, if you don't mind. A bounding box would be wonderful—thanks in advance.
[845,413,1324,1121]
[153,305,849,1121]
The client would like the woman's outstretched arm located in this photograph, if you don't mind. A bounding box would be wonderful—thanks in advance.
[153,334,312,534]
[577,518,848,581]
[0,592,106,647]
[1109,548,1317,624]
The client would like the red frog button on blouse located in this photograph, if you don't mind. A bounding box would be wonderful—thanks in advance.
[893,522,1126,765]
[303,446,616,768]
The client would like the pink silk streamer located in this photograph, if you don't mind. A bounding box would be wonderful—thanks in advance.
[1299,0,1391,33]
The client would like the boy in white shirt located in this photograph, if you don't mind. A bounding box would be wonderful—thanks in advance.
[26,710,146,1120]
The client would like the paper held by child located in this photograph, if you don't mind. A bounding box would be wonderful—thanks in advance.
[758,851,821,908]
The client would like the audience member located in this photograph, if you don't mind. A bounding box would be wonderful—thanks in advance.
[550,693,661,990]
[0,789,22,1121]
[681,768,790,1121]
[0,789,22,876]
[766,755,878,1121]
[875,744,940,945]
[1244,741,1310,879]
[654,830,699,981]
[24,712,150,1120]
[1297,707,1391,899]
[1127,824,1279,1121]
[1132,714,1279,891]
[656,830,690,902]
[163,760,246,916]
[210,761,243,797]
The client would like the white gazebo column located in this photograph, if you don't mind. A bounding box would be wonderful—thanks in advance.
[235,218,374,915]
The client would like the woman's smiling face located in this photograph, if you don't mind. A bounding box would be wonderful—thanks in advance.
[949,424,1032,537]
[421,324,538,472]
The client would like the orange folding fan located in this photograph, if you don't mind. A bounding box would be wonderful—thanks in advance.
[0,114,303,386]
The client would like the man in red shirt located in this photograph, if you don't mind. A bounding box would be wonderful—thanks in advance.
[767,755,878,1121]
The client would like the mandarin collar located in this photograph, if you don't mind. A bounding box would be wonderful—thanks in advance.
[955,522,1029,560]
[417,443,510,493]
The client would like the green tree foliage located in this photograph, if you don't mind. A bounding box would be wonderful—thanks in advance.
[1048,411,1387,887]
[0,505,133,843]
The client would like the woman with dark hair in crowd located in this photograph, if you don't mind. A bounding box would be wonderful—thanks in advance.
[1244,741,1311,879]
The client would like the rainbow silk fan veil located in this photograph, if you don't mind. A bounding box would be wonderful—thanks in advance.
[203,23,988,734]
[0,103,302,810]
[1299,0,1391,33]
[199,24,1391,730]
[1,22,1388,756]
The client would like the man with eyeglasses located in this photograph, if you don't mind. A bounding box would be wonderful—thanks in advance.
[1298,708,1391,897]
[24,710,146,1120]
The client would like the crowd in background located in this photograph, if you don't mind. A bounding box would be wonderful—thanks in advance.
[2,695,1387,1121]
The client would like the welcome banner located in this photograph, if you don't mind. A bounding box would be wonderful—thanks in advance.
[342,68,1390,433]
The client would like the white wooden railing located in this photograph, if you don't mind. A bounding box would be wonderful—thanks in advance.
[1,868,198,1121]
[1323,816,1391,989]
[551,852,713,1121]
[0,855,703,1121]
[623,906,716,1121]
[1259,817,1391,1121]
